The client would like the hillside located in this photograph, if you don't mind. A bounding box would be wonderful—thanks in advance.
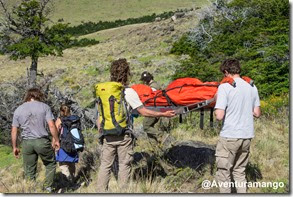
[0,0,207,25]
[0,0,289,194]
[0,9,202,107]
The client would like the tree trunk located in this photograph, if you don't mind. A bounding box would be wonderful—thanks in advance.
[28,57,38,88]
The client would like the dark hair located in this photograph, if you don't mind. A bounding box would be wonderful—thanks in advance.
[24,88,44,102]
[110,58,130,85]
[220,59,241,75]
[140,71,153,84]
[60,104,71,117]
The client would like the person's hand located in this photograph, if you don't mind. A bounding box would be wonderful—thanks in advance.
[52,139,60,151]
[13,147,20,159]
[163,110,176,117]
[51,138,55,149]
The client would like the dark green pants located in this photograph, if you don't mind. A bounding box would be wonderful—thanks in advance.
[143,117,162,141]
[22,138,56,188]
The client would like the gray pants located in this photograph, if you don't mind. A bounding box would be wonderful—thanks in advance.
[215,137,251,193]
[97,134,134,191]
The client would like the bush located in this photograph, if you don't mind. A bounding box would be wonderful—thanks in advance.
[260,94,289,118]
[67,38,99,48]
[65,10,179,36]
[171,0,289,98]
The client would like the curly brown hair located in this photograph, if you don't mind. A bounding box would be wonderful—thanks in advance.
[110,58,130,85]
[220,59,241,75]
[24,88,44,102]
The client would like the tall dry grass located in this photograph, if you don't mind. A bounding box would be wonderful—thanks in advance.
[0,106,289,193]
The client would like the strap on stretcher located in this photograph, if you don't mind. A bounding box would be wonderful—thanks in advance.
[131,98,215,115]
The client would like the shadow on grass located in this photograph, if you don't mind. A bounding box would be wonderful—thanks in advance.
[164,141,216,174]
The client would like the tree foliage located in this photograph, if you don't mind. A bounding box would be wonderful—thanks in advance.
[0,0,72,87]
[171,0,289,98]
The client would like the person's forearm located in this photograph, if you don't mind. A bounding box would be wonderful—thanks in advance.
[215,109,225,120]
[49,126,59,142]
[96,118,101,132]
[138,107,165,117]
[253,106,261,118]
[11,127,18,149]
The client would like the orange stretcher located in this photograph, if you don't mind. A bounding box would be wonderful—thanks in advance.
[131,76,254,129]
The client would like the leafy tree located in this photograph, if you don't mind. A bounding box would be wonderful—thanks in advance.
[0,0,71,87]
[171,0,289,98]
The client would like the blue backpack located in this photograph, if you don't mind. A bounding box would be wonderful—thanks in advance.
[60,115,85,153]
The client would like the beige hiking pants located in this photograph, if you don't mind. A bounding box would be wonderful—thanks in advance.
[97,134,134,192]
[215,137,251,193]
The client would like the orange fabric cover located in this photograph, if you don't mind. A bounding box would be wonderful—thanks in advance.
[131,84,154,103]
[165,78,218,105]
[132,77,253,108]
[144,90,168,106]
[132,77,219,107]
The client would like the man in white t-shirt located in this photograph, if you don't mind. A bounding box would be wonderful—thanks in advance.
[96,58,175,192]
[214,59,261,193]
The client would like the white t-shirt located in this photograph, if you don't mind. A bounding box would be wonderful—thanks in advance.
[124,88,143,110]
[215,78,260,139]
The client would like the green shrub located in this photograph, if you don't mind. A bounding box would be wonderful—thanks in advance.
[171,0,289,98]
[65,10,181,36]
[260,94,289,117]
[67,38,99,48]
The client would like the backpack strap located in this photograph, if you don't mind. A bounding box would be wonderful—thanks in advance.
[96,97,106,132]
[121,88,133,129]
[220,76,254,87]
[220,77,236,87]
[242,76,254,87]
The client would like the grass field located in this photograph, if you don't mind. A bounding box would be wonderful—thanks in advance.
[0,107,289,193]
[52,0,206,25]
[0,0,289,194]
[0,0,208,25]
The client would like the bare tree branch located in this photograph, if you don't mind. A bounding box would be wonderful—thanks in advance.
[201,24,213,43]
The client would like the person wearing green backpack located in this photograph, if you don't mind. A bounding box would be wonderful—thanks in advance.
[95,58,175,192]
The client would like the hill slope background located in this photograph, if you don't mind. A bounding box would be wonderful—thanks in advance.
[1,0,207,25]
[0,0,289,194]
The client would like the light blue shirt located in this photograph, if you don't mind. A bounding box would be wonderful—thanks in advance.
[215,78,260,138]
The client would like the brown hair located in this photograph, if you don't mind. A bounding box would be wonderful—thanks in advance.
[24,88,44,102]
[220,59,241,75]
[60,104,71,117]
[110,58,130,85]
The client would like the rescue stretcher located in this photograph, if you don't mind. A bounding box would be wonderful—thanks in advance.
[131,76,253,129]
[131,77,219,129]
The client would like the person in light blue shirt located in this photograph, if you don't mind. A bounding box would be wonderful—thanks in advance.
[214,59,261,193]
